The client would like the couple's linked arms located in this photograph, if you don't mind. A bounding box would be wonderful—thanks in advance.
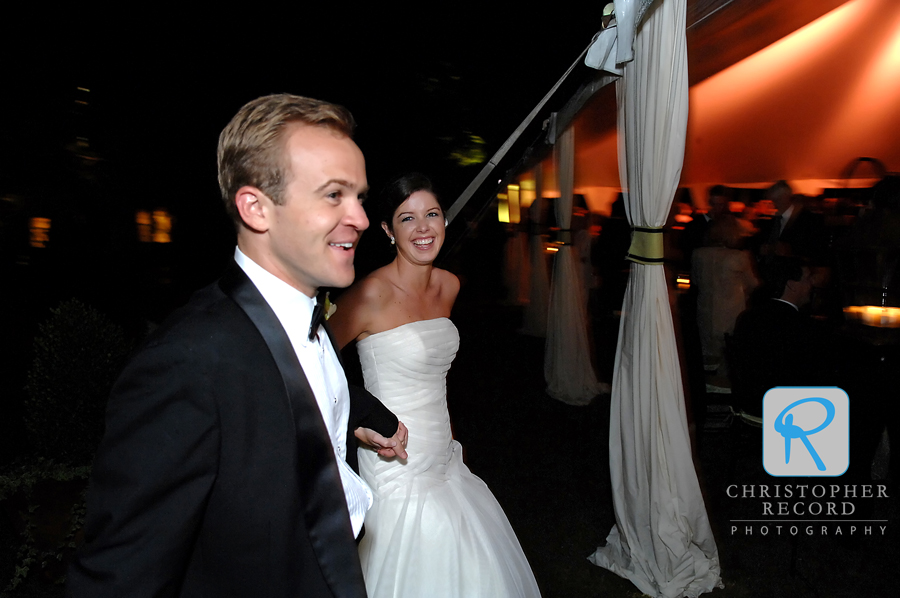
[335,282,408,459]
[355,422,408,460]
[347,384,408,460]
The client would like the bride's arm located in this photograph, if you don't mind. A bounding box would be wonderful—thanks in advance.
[438,268,461,313]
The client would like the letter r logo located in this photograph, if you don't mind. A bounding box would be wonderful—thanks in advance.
[763,387,849,477]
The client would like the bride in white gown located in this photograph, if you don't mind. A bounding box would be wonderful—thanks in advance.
[331,174,541,598]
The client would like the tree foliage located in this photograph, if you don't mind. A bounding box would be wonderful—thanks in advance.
[24,299,132,466]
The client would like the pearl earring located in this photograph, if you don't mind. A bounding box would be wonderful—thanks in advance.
[390,236,395,245]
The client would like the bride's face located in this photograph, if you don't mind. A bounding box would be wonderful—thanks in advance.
[383,190,446,264]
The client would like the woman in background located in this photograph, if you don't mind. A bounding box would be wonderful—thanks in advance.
[692,215,759,380]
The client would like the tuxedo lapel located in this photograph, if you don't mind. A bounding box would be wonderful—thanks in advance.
[218,262,366,598]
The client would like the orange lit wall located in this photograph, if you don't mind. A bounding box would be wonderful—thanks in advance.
[557,0,900,209]
[685,0,900,188]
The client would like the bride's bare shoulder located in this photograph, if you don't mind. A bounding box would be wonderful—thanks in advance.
[361,267,396,299]
[330,269,399,347]
[433,268,460,300]
[338,270,388,311]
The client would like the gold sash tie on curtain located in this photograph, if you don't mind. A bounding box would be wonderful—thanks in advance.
[626,226,665,265]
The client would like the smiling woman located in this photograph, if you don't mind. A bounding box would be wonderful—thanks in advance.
[328,173,541,598]
[382,176,448,267]
[330,173,455,344]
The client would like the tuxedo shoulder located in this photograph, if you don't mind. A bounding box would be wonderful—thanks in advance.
[798,208,824,223]
[140,281,254,352]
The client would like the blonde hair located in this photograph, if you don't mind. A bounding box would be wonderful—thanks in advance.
[217,94,355,222]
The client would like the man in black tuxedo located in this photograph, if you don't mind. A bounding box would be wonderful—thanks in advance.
[67,94,408,597]
[756,181,828,266]
[730,256,827,417]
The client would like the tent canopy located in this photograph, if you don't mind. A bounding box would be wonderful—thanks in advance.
[536,0,899,213]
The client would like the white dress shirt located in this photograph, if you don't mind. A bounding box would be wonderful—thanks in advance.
[773,298,800,311]
[778,204,794,237]
[234,247,372,537]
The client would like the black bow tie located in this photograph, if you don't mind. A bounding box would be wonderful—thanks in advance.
[309,299,325,342]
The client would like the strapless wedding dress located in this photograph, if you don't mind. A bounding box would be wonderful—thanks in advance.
[356,318,541,598]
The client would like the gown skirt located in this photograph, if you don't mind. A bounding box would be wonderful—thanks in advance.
[356,318,541,598]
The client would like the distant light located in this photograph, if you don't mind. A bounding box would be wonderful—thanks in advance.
[449,133,485,166]
[497,194,510,224]
[29,217,51,248]
[136,211,152,242]
[137,209,173,243]
[546,246,559,253]
[844,305,900,328]
[507,185,521,224]
[152,210,173,243]
[518,179,537,208]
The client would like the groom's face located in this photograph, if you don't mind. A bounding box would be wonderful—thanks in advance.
[264,124,369,297]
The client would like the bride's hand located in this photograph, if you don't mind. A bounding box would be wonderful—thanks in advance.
[355,421,408,460]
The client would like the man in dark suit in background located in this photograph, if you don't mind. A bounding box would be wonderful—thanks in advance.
[730,256,824,418]
[680,184,731,270]
[67,94,408,598]
[756,181,828,265]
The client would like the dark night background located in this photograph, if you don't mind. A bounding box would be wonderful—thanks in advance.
[0,9,603,463]
[5,8,900,598]
[1,10,623,596]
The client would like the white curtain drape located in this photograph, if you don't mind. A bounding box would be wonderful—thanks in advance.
[544,127,603,405]
[504,223,530,305]
[588,1,722,596]
[521,166,550,337]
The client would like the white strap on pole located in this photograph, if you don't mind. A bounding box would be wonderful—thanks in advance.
[445,39,595,224]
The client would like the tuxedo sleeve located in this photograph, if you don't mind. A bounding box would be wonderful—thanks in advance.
[67,337,219,598]
[348,384,397,437]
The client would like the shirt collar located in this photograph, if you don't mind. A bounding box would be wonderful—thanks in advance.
[781,204,794,224]
[773,298,799,311]
[234,247,317,343]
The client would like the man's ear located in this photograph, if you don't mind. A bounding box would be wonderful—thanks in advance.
[234,186,270,233]
[784,278,797,294]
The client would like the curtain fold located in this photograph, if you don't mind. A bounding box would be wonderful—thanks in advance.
[544,127,603,405]
[521,166,550,337]
[588,1,722,596]
[504,223,530,306]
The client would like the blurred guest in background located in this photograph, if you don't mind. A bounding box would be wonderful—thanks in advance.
[729,256,830,417]
[692,216,759,380]
[680,184,731,270]
[755,181,828,266]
